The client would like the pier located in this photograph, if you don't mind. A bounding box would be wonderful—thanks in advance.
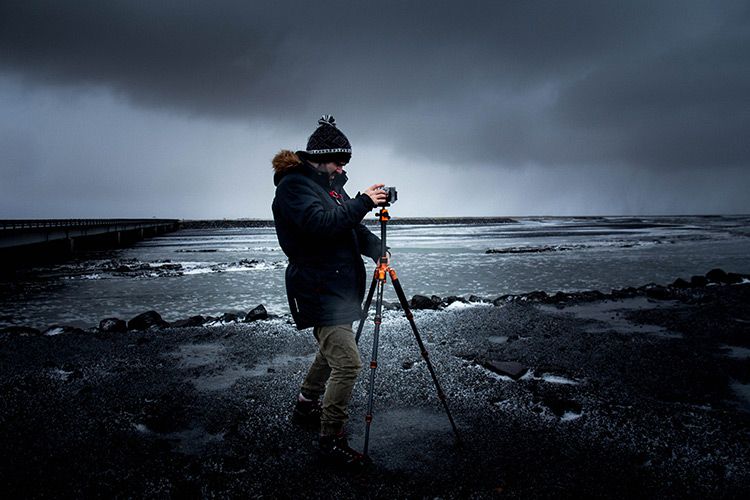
[0,219,180,268]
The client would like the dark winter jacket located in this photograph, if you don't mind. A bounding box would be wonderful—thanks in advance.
[271,150,383,330]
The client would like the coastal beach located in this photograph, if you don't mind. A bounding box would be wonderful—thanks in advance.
[1,273,749,497]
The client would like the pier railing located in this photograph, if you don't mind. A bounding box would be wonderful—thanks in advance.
[0,219,181,259]
[0,219,177,231]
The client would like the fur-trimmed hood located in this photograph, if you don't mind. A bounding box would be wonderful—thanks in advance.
[271,149,348,189]
[272,150,303,186]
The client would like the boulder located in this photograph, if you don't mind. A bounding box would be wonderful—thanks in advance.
[244,304,268,322]
[221,313,239,323]
[645,285,671,300]
[99,318,127,333]
[690,275,709,287]
[127,311,168,331]
[524,291,549,302]
[171,315,206,328]
[381,300,401,311]
[481,360,529,380]
[411,295,440,310]
[444,295,468,306]
[726,272,745,284]
[468,295,488,303]
[671,278,690,289]
[610,287,639,299]
[706,268,728,283]
[492,295,513,306]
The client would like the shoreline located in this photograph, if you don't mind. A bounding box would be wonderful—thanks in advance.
[2,268,748,336]
[179,216,520,229]
[1,273,749,497]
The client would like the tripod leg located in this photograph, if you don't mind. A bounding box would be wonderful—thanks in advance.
[363,276,386,457]
[355,270,378,345]
[389,271,461,443]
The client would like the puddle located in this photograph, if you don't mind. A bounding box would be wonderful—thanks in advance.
[164,344,312,392]
[488,335,508,344]
[539,373,579,385]
[166,426,225,455]
[133,422,224,455]
[539,297,682,337]
[46,368,74,380]
[191,354,311,391]
[245,354,310,377]
[166,343,225,368]
[718,345,750,359]
[349,408,455,471]
[474,366,581,385]
[560,411,583,421]
[192,366,255,391]
[730,380,750,411]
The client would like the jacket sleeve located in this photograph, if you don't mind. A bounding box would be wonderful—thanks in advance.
[277,177,376,236]
[355,223,385,263]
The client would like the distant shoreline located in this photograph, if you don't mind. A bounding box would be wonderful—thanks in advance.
[180,217,519,229]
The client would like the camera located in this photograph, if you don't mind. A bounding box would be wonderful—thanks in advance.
[379,186,398,206]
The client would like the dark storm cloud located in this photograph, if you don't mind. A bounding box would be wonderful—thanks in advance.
[1,0,748,170]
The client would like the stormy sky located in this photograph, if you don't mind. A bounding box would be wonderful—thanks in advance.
[1,0,748,218]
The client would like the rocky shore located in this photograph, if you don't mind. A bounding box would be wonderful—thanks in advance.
[1,271,749,498]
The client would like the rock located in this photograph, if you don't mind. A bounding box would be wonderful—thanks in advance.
[244,304,268,322]
[726,272,745,284]
[481,360,529,380]
[221,313,239,323]
[43,325,86,336]
[411,295,440,310]
[644,285,671,300]
[575,290,606,301]
[671,278,690,289]
[706,268,728,283]
[444,295,468,306]
[381,300,401,310]
[611,287,639,299]
[402,361,416,370]
[468,295,488,303]
[690,275,709,287]
[492,295,513,306]
[171,315,206,328]
[127,311,168,331]
[0,326,42,337]
[524,291,549,302]
[99,318,127,333]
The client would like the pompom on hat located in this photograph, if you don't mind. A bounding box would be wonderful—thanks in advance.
[299,115,352,164]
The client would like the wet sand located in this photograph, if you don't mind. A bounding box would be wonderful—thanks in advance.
[1,283,749,498]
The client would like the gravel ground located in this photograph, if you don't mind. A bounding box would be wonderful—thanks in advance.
[1,284,749,498]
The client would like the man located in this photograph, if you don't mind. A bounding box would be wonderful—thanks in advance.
[271,115,387,466]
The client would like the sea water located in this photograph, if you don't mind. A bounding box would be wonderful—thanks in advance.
[2,216,749,329]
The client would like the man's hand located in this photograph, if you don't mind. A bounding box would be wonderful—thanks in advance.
[363,184,387,206]
[378,251,392,267]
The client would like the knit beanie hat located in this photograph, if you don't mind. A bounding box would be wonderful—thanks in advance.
[301,115,352,164]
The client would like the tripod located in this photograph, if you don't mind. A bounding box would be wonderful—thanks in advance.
[355,206,461,457]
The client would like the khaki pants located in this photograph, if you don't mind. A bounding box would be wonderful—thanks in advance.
[300,323,363,436]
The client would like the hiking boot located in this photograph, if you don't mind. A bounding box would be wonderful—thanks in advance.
[292,396,322,428]
[319,432,370,467]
